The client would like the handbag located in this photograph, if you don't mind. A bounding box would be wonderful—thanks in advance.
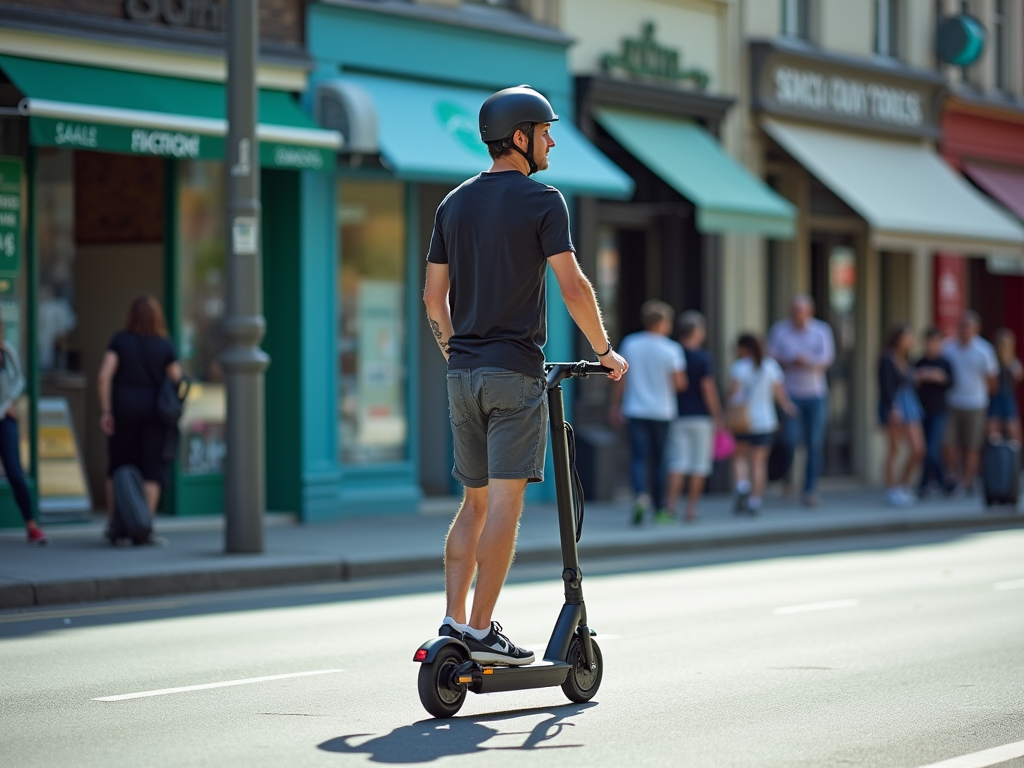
[724,403,751,435]
[157,375,190,426]
[713,429,736,461]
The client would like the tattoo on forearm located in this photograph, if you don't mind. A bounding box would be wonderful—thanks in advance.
[428,317,451,356]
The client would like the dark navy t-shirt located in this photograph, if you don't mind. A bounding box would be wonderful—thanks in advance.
[676,347,714,417]
[426,171,574,377]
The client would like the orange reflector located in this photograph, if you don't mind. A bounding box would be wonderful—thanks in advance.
[483,669,494,675]
[413,649,428,662]
[458,676,472,684]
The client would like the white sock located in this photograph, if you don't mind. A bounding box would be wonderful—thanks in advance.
[465,624,491,640]
[737,480,751,494]
[443,616,469,631]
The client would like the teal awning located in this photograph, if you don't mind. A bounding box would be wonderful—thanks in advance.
[337,74,633,198]
[595,107,796,238]
[0,55,341,171]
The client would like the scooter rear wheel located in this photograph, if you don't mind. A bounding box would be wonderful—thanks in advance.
[417,645,467,718]
[561,636,603,703]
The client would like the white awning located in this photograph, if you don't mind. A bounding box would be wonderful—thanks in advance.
[761,117,1024,255]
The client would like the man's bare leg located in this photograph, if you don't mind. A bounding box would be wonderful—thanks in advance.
[444,486,489,625]
[468,478,528,631]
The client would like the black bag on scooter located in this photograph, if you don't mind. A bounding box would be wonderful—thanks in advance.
[109,465,153,544]
[982,436,1021,508]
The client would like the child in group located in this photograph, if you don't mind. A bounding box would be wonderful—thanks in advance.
[914,326,954,497]
[988,328,1023,442]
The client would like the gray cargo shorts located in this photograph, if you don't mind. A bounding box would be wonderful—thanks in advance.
[446,367,548,488]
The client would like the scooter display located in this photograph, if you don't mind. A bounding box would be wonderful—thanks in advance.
[413,361,609,718]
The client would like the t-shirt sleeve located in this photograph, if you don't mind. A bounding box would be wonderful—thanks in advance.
[165,338,178,365]
[767,358,784,384]
[538,190,575,259]
[705,352,715,379]
[426,207,448,265]
[983,344,999,376]
[107,332,125,354]
[672,344,686,372]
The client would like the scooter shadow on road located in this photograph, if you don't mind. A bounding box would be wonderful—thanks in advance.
[317,702,595,763]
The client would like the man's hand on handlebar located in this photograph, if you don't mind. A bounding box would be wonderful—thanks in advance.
[598,349,628,381]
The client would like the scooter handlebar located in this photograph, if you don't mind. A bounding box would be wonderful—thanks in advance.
[544,361,613,388]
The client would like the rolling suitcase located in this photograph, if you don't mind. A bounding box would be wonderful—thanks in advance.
[982,436,1021,508]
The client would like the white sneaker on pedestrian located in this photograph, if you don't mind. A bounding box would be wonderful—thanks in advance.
[885,487,914,507]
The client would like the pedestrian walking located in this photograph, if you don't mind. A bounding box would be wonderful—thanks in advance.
[878,324,925,507]
[988,328,1023,441]
[665,311,722,523]
[914,326,954,497]
[0,314,46,545]
[423,85,627,666]
[768,295,835,507]
[728,334,795,516]
[97,294,182,543]
[610,300,687,525]
[942,311,998,495]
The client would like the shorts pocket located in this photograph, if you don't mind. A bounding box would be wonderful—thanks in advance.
[481,371,525,416]
[446,372,472,427]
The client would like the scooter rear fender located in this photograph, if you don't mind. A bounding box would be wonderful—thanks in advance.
[413,636,469,664]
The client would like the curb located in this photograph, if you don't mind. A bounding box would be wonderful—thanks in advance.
[1,513,1021,610]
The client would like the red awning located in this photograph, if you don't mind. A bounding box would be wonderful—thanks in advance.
[964,163,1024,222]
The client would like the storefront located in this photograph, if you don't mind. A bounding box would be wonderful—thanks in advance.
[0,2,340,526]
[750,39,1024,484]
[560,3,796,496]
[939,96,1024,374]
[305,1,631,511]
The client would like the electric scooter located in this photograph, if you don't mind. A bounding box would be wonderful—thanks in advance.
[413,361,609,718]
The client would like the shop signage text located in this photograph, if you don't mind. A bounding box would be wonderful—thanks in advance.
[55,121,98,148]
[774,66,923,128]
[272,146,326,171]
[0,158,23,277]
[131,129,201,158]
[124,0,226,32]
[751,41,941,138]
[602,22,709,90]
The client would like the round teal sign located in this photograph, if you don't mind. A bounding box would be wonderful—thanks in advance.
[435,101,489,157]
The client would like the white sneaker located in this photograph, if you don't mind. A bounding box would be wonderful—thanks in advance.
[885,487,914,507]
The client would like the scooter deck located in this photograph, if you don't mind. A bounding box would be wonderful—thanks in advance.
[461,660,572,694]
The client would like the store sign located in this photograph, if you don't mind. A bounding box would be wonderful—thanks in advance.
[0,157,22,277]
[30,117,333,171]
[934,254,966,337]
[751,41,941,138]
[601,22,710,90]
[124,0,227,32]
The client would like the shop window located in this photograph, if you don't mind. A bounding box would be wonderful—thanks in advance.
[874,0,901,58]
[0,162,30,480]
[337,181,408,465]
[178,161,227,475]
[782,0,813,41]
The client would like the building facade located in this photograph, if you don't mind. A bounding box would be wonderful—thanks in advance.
[740,0,1024,485]
[0,0,342,526]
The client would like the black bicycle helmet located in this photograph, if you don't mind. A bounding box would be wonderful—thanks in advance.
[478,85,558,175]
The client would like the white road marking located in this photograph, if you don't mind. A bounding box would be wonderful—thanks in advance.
[774,599,859,615]
[92,669,343,701]
[915,739,1024,768]
[993,579,1024,591]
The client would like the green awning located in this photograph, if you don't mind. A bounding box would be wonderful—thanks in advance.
[333,74,633,198]
[595,107,795,238]
[0,55,341,171]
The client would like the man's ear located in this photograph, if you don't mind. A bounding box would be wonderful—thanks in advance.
[513,128,529,151]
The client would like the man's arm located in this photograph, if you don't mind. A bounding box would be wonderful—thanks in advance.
[700,375,722,423]
[811,322,836,370]
[548,251,626,380]
[423,263,454,361]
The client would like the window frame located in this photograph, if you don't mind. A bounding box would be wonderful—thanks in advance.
[782,0,813,42]
[874,0,901,59]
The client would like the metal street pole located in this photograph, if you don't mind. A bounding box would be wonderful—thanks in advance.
[223,0,269,553]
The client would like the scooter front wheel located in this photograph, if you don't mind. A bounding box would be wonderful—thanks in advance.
[417,645,468,718]
[561,636,603,703]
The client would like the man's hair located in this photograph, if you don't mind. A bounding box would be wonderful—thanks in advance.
[792,293,815,312]
[677,310,706,340]
[923,325,943,340]
[961,310,981,327]
[641,299,674,330]
[486,121,534,160]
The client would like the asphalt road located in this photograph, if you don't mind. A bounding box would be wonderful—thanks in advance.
[1,529,1023,768]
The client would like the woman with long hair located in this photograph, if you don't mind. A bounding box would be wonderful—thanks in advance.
[878,323,925,506]
[728,333,794,515]
[988,328,1023,441]
[0,314,46,544]
[97,294,182,543]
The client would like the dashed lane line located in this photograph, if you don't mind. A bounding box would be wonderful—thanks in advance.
[92,670,343,702]
[774,599,859,615]
[993,579,1024,591]
[915,738,1024,768]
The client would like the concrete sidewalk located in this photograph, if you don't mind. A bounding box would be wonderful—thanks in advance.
[1,485,1021,609]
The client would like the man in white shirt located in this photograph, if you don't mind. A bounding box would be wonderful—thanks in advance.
[942,311,998,494]
[610,300,687,525]
[767,295,835,507]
